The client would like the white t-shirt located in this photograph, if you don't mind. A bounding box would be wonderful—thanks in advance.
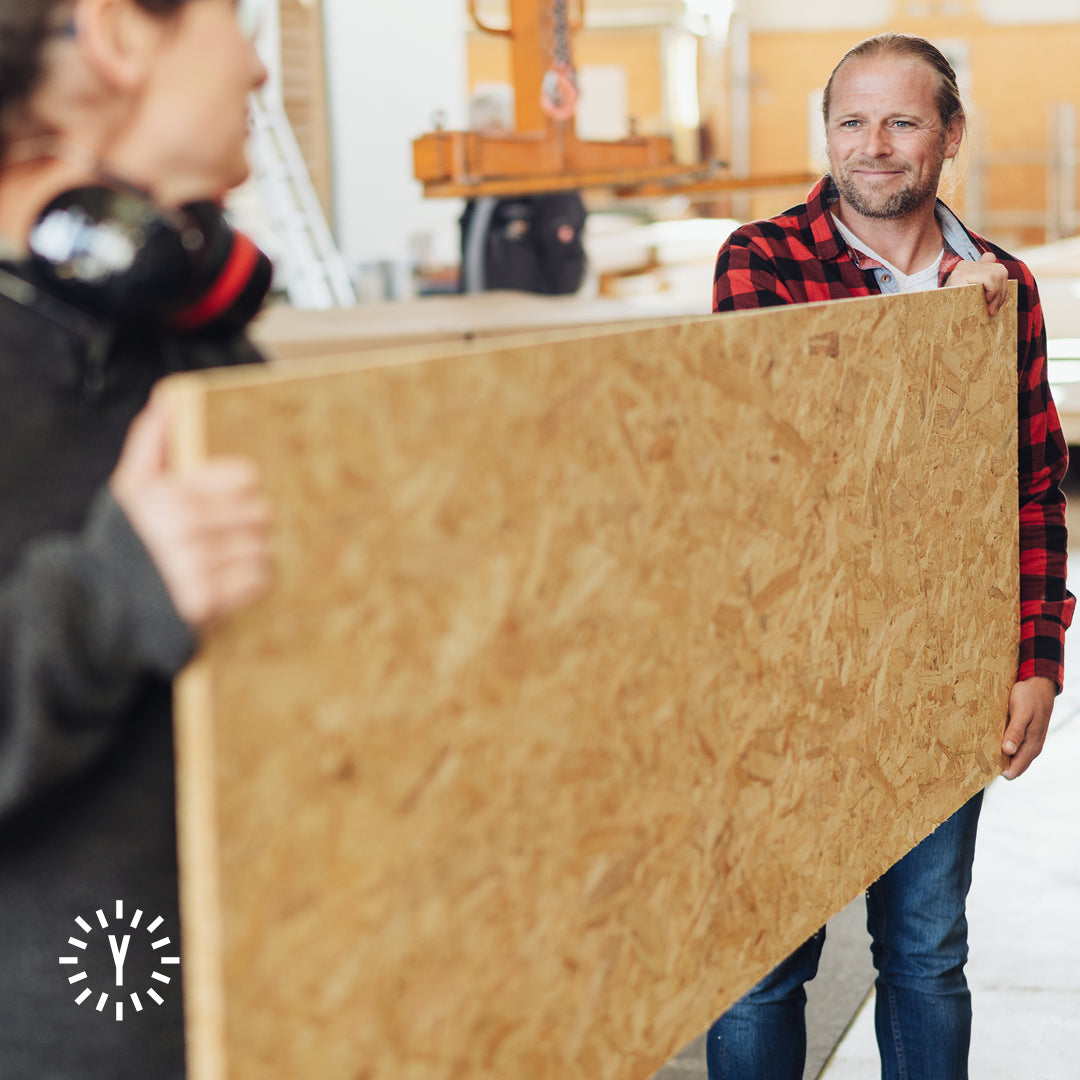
[831,213,943,293]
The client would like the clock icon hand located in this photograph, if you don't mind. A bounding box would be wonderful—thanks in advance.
[108,933,131,988]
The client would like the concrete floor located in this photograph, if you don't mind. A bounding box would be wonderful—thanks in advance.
[651,467,1080,1080]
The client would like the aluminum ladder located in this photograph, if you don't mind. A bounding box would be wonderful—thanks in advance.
[244,88,356,309]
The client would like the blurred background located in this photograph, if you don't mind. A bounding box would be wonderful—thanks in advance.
[235,0,1080,299]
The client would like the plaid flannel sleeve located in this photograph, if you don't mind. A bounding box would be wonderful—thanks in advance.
[1007,263,1076,688]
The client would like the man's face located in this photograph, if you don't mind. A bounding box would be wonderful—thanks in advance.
[825,56,963,221]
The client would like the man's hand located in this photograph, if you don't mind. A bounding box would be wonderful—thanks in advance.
[110,394,272,634]
[1001,675,1057,780]
[946,251,1009,316]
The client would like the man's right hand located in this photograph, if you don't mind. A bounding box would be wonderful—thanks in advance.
[945,251,1009,316]
[109,394,272,633]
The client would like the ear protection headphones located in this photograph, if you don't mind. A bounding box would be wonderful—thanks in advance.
[26,184,273,336]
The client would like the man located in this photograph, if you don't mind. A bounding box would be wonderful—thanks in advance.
[706,33,1073,1080]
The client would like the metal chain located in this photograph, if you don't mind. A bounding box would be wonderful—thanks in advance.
[540,0,578,119]
[550,0,572,68]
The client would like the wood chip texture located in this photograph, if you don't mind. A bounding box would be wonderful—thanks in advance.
[164,285,1019,1080]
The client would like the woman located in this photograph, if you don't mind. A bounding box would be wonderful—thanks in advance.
[0,2,272,1076]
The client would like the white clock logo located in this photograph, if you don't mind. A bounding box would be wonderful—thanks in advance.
[58,900,181,1022]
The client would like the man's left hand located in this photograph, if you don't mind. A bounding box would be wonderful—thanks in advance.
[946,251,1009,316]
[1001,675,1057,780]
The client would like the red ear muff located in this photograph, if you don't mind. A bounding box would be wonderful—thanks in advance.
[27,186,272,334]
[164,201,273,335]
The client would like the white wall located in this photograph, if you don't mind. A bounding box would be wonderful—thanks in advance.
[745,0,892,32]
[322,0,468,287]
[472,0,692,29]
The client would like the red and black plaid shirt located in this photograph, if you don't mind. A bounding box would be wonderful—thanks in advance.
[713,176,1074,687]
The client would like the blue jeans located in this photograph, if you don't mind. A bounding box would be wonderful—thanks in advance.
[706,791,983,1080]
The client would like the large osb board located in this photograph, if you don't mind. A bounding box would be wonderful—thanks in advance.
[166,285,1018,1080]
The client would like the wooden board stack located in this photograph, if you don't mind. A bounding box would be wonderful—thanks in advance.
[165,285,1018,1080]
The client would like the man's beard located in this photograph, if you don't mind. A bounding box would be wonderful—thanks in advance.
[831,156,942,220]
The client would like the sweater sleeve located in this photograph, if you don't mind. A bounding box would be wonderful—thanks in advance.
[0,487,195,822]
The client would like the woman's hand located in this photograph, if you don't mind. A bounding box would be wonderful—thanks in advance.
[109,394,272,633]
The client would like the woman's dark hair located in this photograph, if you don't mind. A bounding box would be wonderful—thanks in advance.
[0,0,187,152]
[821,33,965,133]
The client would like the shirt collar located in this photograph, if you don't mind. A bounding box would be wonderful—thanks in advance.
[806,176,846,260]
[809,174,981,268]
